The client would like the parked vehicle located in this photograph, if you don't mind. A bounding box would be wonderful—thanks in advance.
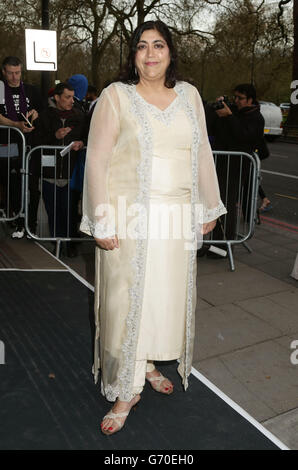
[280,102,290,114]
[259,101,283,141]
[280,102,290,126]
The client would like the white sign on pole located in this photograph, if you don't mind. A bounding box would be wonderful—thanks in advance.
[25,29,57,71]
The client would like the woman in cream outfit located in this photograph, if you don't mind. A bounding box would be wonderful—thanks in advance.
[80,20,226,435]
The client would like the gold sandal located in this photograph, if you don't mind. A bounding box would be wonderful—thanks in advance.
[101,395,140,435]
[146,372,174,395]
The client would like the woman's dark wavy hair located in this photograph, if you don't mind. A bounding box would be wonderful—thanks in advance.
[119,20,178,88]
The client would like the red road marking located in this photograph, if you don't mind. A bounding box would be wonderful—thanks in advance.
[260,215,298,233]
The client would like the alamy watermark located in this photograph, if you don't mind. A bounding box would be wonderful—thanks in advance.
[91,197,205,250]
[0,340,5,365]
[290,80,298,105]
[290,340,298,365]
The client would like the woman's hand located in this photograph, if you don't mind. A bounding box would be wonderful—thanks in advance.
[95,235,119,250]
[201,219,217,235]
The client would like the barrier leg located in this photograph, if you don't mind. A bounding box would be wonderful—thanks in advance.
[227,243,235,272]
[242,241,252,253]
[55,240,61,258]
[256,208,261,225]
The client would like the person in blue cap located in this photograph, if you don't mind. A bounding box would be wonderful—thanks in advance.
[67,74,88,113]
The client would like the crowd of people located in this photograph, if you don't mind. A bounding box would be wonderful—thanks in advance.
[0,56,98,256]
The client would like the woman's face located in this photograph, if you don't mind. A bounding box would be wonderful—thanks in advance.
[135,29,171,82]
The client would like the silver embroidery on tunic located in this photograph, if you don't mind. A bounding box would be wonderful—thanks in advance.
[80,214,116,239]
[175,83,226,387]
[99,81,225,401]
[119,84,153,402]
[203,201,227,223]
[134,91,182,127]
[175,83,198,388]
[100,83,154,402]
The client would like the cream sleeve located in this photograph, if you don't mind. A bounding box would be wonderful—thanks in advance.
[80,84,120,238]
[191,85,227,224]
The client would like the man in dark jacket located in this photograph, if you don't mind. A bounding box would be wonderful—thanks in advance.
[212,83,264,153]
[0,56,42,237]
[0,56,41,131]
[207,83,264,255]
[33,82,85,256]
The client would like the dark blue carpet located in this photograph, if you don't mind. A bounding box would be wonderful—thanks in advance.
[0,271,280,450]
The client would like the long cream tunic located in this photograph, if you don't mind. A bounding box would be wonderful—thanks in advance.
[136,99,192,361]
[80,81,226,402]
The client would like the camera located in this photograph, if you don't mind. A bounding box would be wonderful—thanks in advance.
[211,95,233,111]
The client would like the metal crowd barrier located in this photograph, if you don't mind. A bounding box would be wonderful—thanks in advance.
[25,145,90,258]
[202,151,261,271]
[1,134,260,268]
[0,125,26,222]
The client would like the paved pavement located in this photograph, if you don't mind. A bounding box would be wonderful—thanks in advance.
[1,216,298,449]
[262,141,298,227]
[193,219,298,450]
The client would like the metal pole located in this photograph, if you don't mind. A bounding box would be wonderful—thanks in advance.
[41,0,50,106]
[42,0,49,27]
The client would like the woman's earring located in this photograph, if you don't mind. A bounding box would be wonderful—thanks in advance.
[135,67,138,77]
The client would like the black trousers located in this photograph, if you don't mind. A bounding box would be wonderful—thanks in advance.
[42,181,80,238]
[0,157,22,217]
[212,155,252,243]
[0,157,41,232]
[258,185,266,200]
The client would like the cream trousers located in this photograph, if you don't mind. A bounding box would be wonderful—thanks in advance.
[131,360,155,396]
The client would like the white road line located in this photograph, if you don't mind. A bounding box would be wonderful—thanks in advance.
[190,366,289,450]
[34,241,94,292]
[261,169,298,180]
[35,240,290,450]
[0,268,68,272]
[65,266,94,292]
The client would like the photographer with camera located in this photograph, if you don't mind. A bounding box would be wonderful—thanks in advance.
[205,83,265,257]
